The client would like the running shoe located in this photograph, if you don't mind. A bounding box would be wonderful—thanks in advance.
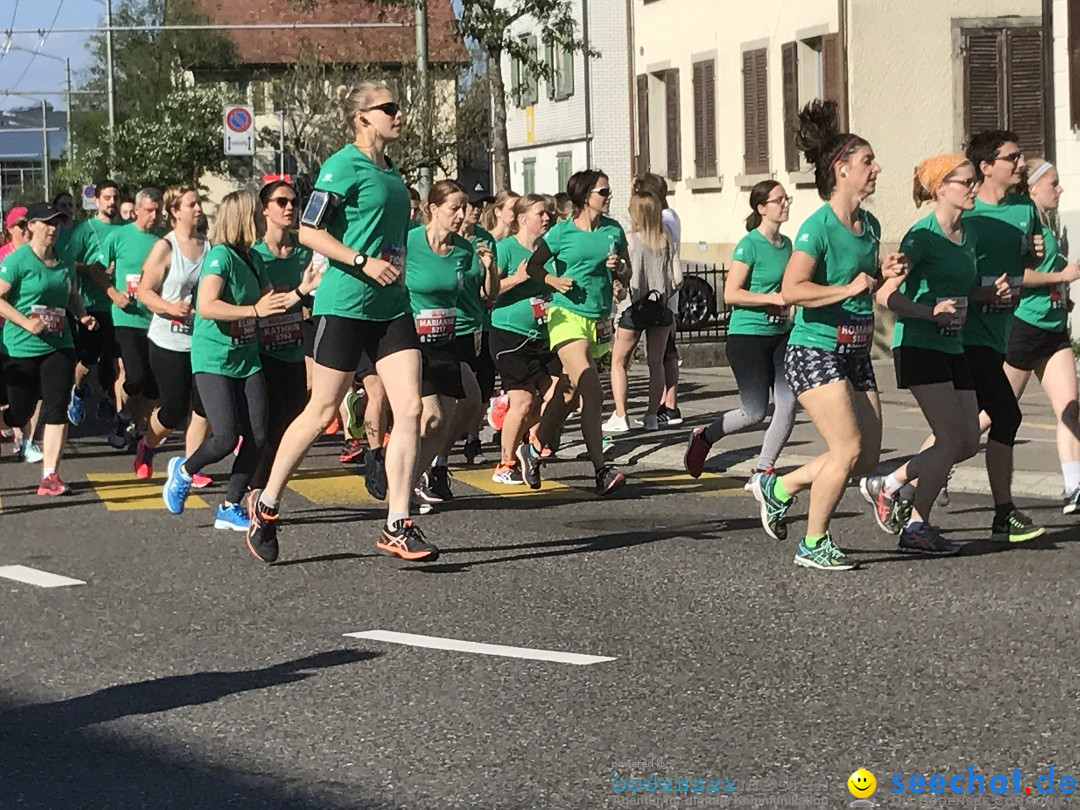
[516,441,542,489]
[106,415,132,450]
[487,394,510,432]
[642,413,659,431]
[363,447,388,501]
[744,466,776,493]
[872,483,910,535]
[37,473,70,497]
[935,469,953,508]
[897,522,961,556]
[657,405,684,427]
[683,428,711,479]
[134,437,155,479]
[463,437,485,465]
[793,533,854,571]
[595,465,626,496]
[324,415,340,436]
[492,460,524,485]
[751,472,792,541]
[191,472,213,489]
[426,464,454,501]
[377,519,440,562]
[339,438,364,464]
[1064,488,1080,516]
[603,413,630,433]
[344,391,364,439]
[244,489,280,563]
[19,439,43,464]
[214,502,250,532]
[991,508,1045,543]
[67,386,86,426]
[162,456,192,515]
[858,474,882,505]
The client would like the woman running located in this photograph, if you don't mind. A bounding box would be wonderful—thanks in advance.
[0,202,98,495]
[684,180,796,483]
[489,193,556,484]
[246,81,436,564]
[606,190,681,432]
[517,169,631,496]
[750,100,907,570]
[482,190,520,242]
[1006,158,1080,513]
[162,191,296,530]
[135,185,211,481]
[250,180,319,491]
[861,155,985,555]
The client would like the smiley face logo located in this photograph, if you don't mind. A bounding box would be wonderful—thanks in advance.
[848,768,876,799]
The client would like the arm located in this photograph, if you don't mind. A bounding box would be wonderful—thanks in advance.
[526,241,573,293]
[137,239,187,319]
[781,250,873,309]
[197,275,290,322]
[1022,262,1080,287]
[0,279,44,334]
[724,260,784,309]
[67,286,93,326]
[477,245,500,302]
[499,260,533,294]
[875,275,937,321]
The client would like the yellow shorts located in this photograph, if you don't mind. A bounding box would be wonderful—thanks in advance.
[546,305,612,358]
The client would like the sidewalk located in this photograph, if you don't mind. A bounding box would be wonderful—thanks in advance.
[594,362,1063,500]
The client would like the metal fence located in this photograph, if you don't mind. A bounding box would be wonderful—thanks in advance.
[674,262,728,344]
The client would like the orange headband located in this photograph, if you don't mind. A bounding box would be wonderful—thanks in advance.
[913,153,969,205]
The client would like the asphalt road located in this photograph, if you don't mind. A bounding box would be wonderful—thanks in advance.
[1,390,1078,809]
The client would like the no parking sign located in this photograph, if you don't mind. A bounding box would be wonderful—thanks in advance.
[223,104,255,157]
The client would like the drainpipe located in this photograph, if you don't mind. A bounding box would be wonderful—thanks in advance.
[838,0,850,129]
[582,0,593,168]
[1044,0,1056,162]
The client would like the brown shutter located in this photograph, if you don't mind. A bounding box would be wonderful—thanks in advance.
[1071,0,1080,128]
[1006,27,1045,157]
[743,49,768,175]
[782,42,799,171]
[664,69,681,181]
[964,29,1004,144]
[821,33,848,130]
[636,73,650,174]
[693,60,717,177]
[693,62,705,176]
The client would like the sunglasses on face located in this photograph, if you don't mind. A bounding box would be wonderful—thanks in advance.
[947,176,980,190]
[269,196,296,209]
[995,151,1023,164]
[11,221,27,229]
[591,187,612,198]
[363,101,401,117]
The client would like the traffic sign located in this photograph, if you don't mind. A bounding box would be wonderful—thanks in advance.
[223,104,255,157]
[81,183,96,211]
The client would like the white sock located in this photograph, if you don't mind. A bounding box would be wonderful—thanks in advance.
[432,456,448,468]
[387,512,409,531]
[883,474,904,495]
[177,464,193,482]
[1063,462,1080,493]
[42,466,56,478]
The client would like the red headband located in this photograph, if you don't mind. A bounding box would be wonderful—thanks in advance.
[828,136,861,172]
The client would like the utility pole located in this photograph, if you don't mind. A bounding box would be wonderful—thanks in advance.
[415,0,431,197]
[65,57,75,162]
[105,0,116,171]
[40,100,51,200]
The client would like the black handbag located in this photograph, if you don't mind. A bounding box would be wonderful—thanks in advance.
[628,290,672,328]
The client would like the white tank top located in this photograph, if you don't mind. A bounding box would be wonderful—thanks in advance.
[147,232,209,352]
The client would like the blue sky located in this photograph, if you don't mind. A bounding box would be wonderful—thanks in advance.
[1,0,102,112]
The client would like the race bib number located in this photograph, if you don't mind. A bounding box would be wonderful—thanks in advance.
[982,275,1023,314]
[231,317,257,345]
[836,313,873,353]
[1050,283,1068,310]
[530,296,549,326]
[380,242,405,284]
[938,296,968,337]
[125,274,141,295]
[765,305,790,325]
[170,316,193,335]
[415,308,456,344]
[30,305,66,335]
[595,316,613,345]
[259,312,303,347]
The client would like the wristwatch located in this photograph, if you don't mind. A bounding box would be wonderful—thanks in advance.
[352,253,368,270]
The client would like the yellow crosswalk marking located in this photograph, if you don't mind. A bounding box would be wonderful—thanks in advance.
[287,466,378,505]
[632,469,748,496]
[450,467,591,500]
[87,472,209,511]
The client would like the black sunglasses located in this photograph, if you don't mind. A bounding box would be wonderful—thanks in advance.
[269,196,296,209]
[995,151,1023,164]
[591,187,612,198]
[363,101,401,117]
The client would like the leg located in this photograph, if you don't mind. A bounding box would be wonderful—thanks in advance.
[1033,347,1080,487]
[417,394,456,476]
[502,388,538,463]
[251,356,308,491]
[608,327,638,418]
[757,338,798,470]
[703,334,772,444]
[662,333,679,410]
[362,372,388,449]
[38,350,76,476]
[186,374,245,475]
[903,385,980,522]
[643,326,670,416]
[376,348,423,520]
[224,372,270,505]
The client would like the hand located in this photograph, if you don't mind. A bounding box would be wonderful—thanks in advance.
[881,252,911,279]
[1062,262,1080,284]
[771,292,787,307]
[170,300,193,321]
[299,262,324,295]
[1031,233,1046,261]
[545,274,574,294]
[605,254,622,271]
[476,243,494,271]
[80,314,99,332]
[931,298,958,327]
[612,280,627,302]
[362,256,400,286]
[846,273,877,297]
[108,288,133,309]
[253,291,290,317]
[992,273,1012,302]
[23,315,46,335]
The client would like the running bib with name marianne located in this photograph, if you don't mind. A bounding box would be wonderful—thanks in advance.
[981,275,1023,314]
[1050,283,1069,310]
[125,273,141,294]
[259,312,303,347]
[231,317,257,345]
[836,313,873,353]
[31,305,66,335]
[938,296,968,337]
[416,308,456,344]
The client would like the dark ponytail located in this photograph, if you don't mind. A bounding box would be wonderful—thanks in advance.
[795,99,868,200]
[746,179,781,231]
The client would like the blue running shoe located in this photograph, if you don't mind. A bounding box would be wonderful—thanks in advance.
[751,472,793,541]
[793,533,855,571]
[163,456,192,515]
[67,386,86,426]
[214,502,250,532]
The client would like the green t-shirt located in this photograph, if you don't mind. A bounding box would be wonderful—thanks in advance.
[405,226,472,345]
[542,216,628,319]
[310,145,411,322]
[788,204,881,352]
[0,243,76,357]
[456,225,496,337]
[98,222,163,330]
[1014,221,1069,333]
[65,217,120,313]
[252,238,311,364]
[190,245,269,378]
[469,225,498,333]
[491,236,552,340]
[961,194,1037,353]
[891,212,979,354]
[727,230,793,337]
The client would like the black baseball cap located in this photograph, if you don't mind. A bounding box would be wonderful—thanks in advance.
[25,202,64,223]
[459,180,492,206]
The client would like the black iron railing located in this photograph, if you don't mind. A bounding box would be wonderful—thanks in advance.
[674,262,728,344]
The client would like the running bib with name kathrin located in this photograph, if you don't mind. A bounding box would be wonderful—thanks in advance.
[259,312,303,347]
[31,305,66,335]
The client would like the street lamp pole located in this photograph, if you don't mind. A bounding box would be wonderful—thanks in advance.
[415,0,431,197]
[105,0,116,171]
[40,99,51,200]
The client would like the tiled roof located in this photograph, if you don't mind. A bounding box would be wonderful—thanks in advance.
[190,0,469,66]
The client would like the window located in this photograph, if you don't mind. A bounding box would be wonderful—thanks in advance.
[692,59,717,178]
[522,159,536,194]
[635,69,681,181]
[546,41,575,101]
[781,34,844,172]
[742,48,769,175]
[556,153,573,191]
[510,35,540,109]
[963,25,1045,157]
[1071,0,1080,128]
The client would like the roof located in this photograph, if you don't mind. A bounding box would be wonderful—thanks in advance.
[189,0,469,67]
[0,106,68,161]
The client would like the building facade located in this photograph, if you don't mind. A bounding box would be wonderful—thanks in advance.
[502,0,634,226]
[1052,0,1080,332]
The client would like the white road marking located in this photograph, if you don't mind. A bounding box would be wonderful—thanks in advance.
[344,630,615,665]
[0,565,86,588]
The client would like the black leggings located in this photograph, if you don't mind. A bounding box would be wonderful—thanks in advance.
[188,372,269,504]
[965,345,1022,447]
[250,354,308,490]
[477,329,497,402]
[115,326,159,399]
[3,349,76,427]
[148,342,205,430]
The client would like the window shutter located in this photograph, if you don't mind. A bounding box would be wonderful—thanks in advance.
[511,57,522,109]
[1071,0,1080,128]
[1006,27,1045,156]
[703,60,716,177]
[693,62,706,176]
[545,41,556,100]
[964,29,1004,145]
[637,73,650,174]
[821,33,848,130]
[561,46,575,98]
[743,49,768,175]
[665,69,681,181]
[782,41,799,172]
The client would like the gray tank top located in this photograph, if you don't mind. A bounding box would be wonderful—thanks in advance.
[147,232,209,352]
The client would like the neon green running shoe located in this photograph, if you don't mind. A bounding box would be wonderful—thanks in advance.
[793,533,855,571]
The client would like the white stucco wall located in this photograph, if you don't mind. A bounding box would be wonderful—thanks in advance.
[1053,0,1080,333]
